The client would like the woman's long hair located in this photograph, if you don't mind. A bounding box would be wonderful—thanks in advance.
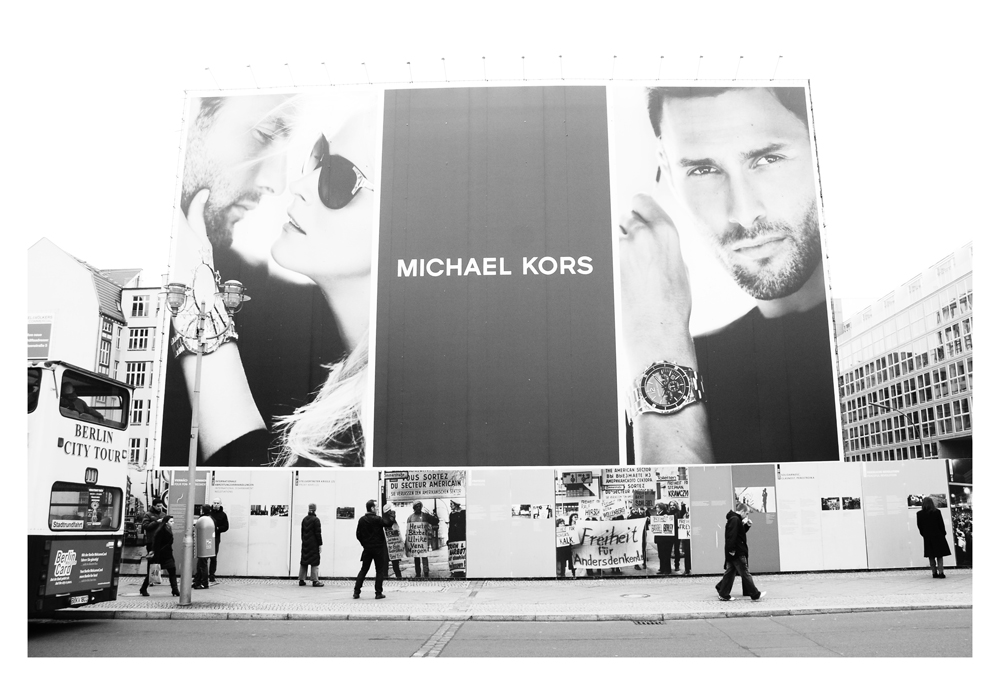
[271,336,368,467]
[921,496,935,511]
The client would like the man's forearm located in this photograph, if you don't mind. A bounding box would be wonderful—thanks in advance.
[178,342,266,460]
[633,407,714,464]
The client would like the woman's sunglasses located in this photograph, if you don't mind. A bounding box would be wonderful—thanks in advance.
[305,134,374,210]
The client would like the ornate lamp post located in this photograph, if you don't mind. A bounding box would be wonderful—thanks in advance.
[163,264,248,606]
[871,400,925,459]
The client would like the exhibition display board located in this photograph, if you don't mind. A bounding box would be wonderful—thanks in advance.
[290,469,379,578]
[146,460,951,578]
[861,460,953,569]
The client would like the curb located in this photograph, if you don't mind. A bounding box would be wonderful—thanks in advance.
[47,602,972,622]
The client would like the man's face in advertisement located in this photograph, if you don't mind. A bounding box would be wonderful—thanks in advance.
[182,94,292,248]
[657,88,821,301]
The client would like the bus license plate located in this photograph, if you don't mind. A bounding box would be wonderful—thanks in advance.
[70,595,88,606]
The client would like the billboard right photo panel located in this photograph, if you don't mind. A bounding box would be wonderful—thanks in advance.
[610,83,839,466]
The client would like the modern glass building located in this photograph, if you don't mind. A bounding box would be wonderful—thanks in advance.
[834,243,973,465]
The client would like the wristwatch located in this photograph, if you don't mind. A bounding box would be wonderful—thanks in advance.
[170,297,238,358]
[627,360,705,422]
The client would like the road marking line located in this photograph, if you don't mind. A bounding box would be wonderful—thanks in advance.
[412,620,465,657]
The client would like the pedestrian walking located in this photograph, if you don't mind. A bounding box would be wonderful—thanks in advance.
[208,497,229,582]
[355,499,392,598]
[298,503,324,586]
[916,497,952,578]
[715,502,765,602]
[139,500,166,596]
[151,515,180,596]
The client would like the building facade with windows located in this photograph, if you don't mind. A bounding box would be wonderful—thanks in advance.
[27,238,166,472]
[834,243,972,465]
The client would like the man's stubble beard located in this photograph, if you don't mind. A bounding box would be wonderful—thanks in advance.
[715,200,821,301]
[181,131,241,251]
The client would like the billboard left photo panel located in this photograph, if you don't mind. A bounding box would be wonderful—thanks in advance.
[159,90,382,468]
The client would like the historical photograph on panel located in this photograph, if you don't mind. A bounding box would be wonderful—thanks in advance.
[159,90,381,468]
[842,496,861,510]
[610,84,839,466]
[554,467,690,577]
[735,486,774,514]
[380,471,467,579]
[821,497,842,511]
[373,87,619,468]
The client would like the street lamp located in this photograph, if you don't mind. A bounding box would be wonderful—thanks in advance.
[163,263,249,606]
[870,400,925,459]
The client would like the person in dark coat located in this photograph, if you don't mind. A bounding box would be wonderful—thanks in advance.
[916,496,952,578]
[152,515,180,596]
[298,503,324,587]
[139,500,166,596]
[208,497,230,582]
[447,501,467,578]
[715,502,765,601]
[355,499,392,599]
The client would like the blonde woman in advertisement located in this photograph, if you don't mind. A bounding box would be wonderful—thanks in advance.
[172,97,377,468]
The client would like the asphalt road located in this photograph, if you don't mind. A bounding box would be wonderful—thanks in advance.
[28,609,970,658]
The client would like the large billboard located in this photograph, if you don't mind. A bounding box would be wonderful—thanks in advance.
[158,82,839,470]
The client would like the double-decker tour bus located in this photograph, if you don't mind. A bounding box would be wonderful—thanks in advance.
[28,360,131,617]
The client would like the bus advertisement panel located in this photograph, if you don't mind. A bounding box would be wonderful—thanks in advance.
[45,537,118,596]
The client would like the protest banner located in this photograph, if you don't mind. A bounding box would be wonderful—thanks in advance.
[649,515,675,536]
[572,520,644,569]
[448,541,466,573]
[556,525,575,547]
[579,498,602,520]
[634,489,655,509]
[603,498,628,520]
[386,526,404,562]
[405,521,431,557]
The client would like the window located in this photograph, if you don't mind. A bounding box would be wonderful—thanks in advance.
[130,295,150,318]
[130,399,145,425]
[128,328,151,350]
[98,339,111,367]
[48,482,123,532]
[59,370,127,429]
[129,438,141,465]
[125,362,147,388]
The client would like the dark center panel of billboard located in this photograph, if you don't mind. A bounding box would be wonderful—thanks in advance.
[373,87,618,467]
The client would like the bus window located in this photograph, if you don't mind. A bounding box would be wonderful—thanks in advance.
[28,368,41,413]
[58,370,127,429]
[49,482,123,532]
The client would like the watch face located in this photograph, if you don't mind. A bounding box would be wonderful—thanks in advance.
[640,363,692,412]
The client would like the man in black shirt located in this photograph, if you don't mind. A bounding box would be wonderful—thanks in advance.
[354,499,392,599]
[619,86,837,464]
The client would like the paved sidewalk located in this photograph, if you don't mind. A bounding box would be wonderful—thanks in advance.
[53,568,971,622]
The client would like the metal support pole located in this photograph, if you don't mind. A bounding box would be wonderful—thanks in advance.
[178,304,206,606]
[872,401,925,460]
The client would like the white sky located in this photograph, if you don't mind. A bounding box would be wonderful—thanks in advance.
[11,1,992,670]
[14,0,989,322]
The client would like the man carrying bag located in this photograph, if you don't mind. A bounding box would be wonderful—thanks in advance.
[139,500,166,596]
